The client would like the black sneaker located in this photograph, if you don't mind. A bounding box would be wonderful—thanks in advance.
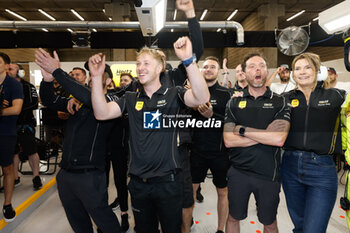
[121,213,130,232]
[196,186,204,203]
[216,231,224,233]
[3,204,16,222]
[32,176,42,191]
[109,198,120,211]
[14,178,20,187]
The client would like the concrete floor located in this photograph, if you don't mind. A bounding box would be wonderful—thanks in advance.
[4,166,349,233]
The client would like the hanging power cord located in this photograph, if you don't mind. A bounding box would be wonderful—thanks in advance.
[309,34,335,45]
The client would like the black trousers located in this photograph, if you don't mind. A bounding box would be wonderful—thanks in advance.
[128,172,183,233]
[105,144,129,212]
[106,121,129,212]
[56,169,121,233]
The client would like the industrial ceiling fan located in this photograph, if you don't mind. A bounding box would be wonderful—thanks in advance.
[276,25,310,56]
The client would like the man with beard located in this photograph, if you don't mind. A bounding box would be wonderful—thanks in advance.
[267,64,295,94]
[223,53,290,233]
[71,67,87,85]
[190,56,232,233]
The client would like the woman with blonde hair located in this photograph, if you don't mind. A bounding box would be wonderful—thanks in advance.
[281,52,345,233]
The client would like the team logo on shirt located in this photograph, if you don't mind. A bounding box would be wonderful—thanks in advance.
[210,99,217,106]
[318,100,330,106]
[143,110,162,129]
[291,99,299,108]
[157,99,167,107]
[263,103,273,109]
[238,101,246,109]
[135,101,144,111]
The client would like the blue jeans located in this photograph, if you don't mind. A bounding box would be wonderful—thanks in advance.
[281,150,338,233]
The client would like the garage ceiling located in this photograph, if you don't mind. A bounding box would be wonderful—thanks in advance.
[0,0,344,32]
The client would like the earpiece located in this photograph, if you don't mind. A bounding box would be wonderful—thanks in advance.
[317,66,328,81]
[16,64,25,78]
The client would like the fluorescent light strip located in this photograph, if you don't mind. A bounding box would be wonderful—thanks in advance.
[313,17,319,21]
[217,28,221,32]
[286,10,305,21]
[173,9,177,21]
[71,9,84,21]
[324,13,350,32]
[154,0,166,33]
[102,9,106,13]
[108,17,112,21]
[5,9,27,21]
[67,28,73,33]
[38,9,56,21]
[200,9,208,21]
[227,9,238,21]
[42,28,48,32]
[92,28,97,32]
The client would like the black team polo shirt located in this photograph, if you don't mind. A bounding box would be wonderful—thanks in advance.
[115,85,187,179]
[224,87,291,182]
[283,82,345,155]
[191,82,233,157]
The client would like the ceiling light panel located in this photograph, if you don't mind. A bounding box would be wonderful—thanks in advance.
[5,9,27,21]
[38,9,56,21]
[286,10,305,21]
[200,9,208,21]
[227,9,238,21]
[71,9,84,21]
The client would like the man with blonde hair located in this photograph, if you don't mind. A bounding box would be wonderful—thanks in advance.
[89,36,209,233]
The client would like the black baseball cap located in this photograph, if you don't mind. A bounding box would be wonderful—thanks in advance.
[328,67,337,75]
[84,61,113,79]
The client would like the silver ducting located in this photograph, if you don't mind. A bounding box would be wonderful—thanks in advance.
[165,21,244,45]
[0,20,244,45]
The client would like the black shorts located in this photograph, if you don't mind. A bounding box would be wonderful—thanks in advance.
[178,144,194,208]
[0,136,17,167]
[190,150,229,188]
[227,166,281,225]
[14,128,37,156]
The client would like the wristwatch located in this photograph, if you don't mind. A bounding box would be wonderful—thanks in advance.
[239,126,246,137]
[182,54,197,67]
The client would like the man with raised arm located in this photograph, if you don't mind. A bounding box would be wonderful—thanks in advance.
[90,36,209,233]
[35,49,121,233]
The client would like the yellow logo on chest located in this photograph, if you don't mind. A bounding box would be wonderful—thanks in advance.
[135,101,144,111]
[291,99,299,108]
[238,101,246,109]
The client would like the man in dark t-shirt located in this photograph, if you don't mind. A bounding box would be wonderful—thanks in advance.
[223,53,290,233]
[0,52,23,222]
[190,56,232,233]
[89,37,209,233]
